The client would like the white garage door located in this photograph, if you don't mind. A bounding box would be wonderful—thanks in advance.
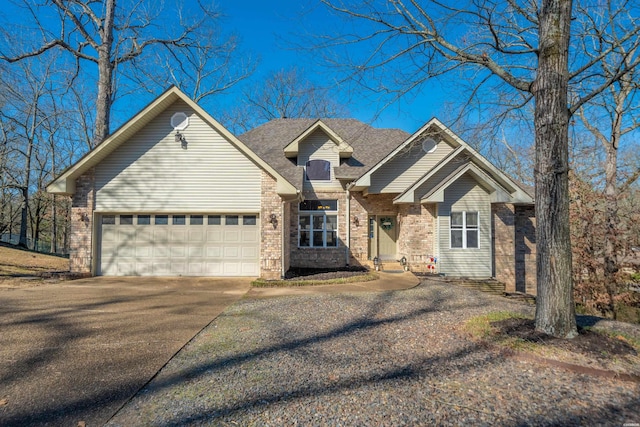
[99,214,259,276]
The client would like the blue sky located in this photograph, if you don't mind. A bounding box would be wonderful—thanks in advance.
[219,0,445,132]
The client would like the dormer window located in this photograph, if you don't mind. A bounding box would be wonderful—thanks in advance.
[305,159,331,181]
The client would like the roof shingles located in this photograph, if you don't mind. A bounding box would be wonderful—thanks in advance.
[238,119,409,190]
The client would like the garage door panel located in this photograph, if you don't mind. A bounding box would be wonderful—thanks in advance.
[224,246,239,258]
[206,246,222,257]
[100,214,259,276]
[153,262,171,275]
[225,230,241,242]
[207,229,223,242]
[189,230,205,242]
[170,246,187,257]
[136,246,151,257]
[242,230,258,243]
[242,246,258,258]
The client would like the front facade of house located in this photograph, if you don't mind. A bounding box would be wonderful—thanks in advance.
[48,87,536,294]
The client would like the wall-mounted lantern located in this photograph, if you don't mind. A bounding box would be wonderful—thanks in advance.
[400,256,408,271]
[269,213,278,228]
[353,216,359,227]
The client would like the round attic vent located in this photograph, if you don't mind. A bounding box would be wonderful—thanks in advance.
[421,137,437,153]
[171,112,189,130]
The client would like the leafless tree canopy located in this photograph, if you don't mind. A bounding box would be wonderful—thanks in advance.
[316,0,640,337]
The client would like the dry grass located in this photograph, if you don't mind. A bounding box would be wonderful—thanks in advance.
[464,312,640,378]
[0,243,68,288]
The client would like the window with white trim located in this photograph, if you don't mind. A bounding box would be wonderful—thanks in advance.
[298,200,338,247]
[450,211,479,248]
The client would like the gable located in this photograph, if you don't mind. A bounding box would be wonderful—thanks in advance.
[47,86,297,198]
[297,128,342,190]
[94,100,262,212]
[368,136,455,193]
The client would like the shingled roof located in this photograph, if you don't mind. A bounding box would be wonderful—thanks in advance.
[237,118,409,190]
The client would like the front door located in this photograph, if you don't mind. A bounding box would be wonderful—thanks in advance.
[377,215,397,260]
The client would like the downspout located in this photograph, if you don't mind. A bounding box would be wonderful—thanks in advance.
[281,199,286,279]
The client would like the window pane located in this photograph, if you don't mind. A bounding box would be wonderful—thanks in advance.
[299,230,310,247]
[313,231,324,246]
[451,230,463,248]
[466,212,479,227]
[451,212,463,227]
[225,215,238,225]
[137,215,150,225]
[243,215,257,225]
[120,215,133,225]
[467,230,479,248]
[312,215,324,230]
[102,215,115,225]
[208,215,221,225]
[190,215,203,225]
[173,215,186,225]
[326,215,337,231]
[155,215,168,225]
[299,215,310,231]
[327,231,338,247]
[299,200,338,211]
[305,159,331,180]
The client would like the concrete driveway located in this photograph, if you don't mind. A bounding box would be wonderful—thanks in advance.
[0,276,251,427]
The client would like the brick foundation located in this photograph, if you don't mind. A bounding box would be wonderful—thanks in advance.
[397,203,437,273]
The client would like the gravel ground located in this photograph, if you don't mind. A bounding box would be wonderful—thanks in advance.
[107,279,640,426]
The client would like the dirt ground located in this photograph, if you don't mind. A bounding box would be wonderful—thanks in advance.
[489,317,640,378]
[0,243,69,288]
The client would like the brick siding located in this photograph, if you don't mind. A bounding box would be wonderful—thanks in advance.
[260,171,284,279]
[492,203,537,295]
[69,169,95,275]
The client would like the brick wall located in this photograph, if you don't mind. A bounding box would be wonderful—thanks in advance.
[69,169,95,275]
[493,203,516,291]
[397,203,437,273]
[492,203,537,295]
[260,171,284,279]
[516,205,536,295]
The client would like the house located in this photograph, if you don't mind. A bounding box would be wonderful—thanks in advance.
[47,86,536,294]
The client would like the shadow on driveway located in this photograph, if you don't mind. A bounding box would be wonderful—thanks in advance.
[0,276,251,427]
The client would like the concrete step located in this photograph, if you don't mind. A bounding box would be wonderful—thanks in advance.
[455,279,506,295]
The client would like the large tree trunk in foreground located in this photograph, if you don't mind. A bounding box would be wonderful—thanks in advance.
[93,0,115,146]
[533,0,577,338]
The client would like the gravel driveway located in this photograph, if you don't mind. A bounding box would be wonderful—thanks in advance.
[107,279,640,426]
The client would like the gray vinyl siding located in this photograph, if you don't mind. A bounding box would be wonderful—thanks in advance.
[95,100,261,212]
[370,140,454,193]
[413,153,469,200]
[298,129,342,190]
[437,173,492,278]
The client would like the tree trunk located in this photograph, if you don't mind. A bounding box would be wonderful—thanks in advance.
[603,111,621,318]
[93,0,115,147]
[18,186,28,248]
[533,0,578,338]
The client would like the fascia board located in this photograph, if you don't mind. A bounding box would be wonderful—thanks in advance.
[283,120,353,158]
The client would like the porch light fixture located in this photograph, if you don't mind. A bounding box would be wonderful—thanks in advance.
[400,256,408,271]
[175,131,187,149]
[373,256,380,271]
[353,216,359,227]
[269,213,278,228]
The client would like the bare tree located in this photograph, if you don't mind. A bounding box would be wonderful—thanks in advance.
[318,0,640,337]
[224,68,349,132]
[572,13,640,316]
[0,0,249,146]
